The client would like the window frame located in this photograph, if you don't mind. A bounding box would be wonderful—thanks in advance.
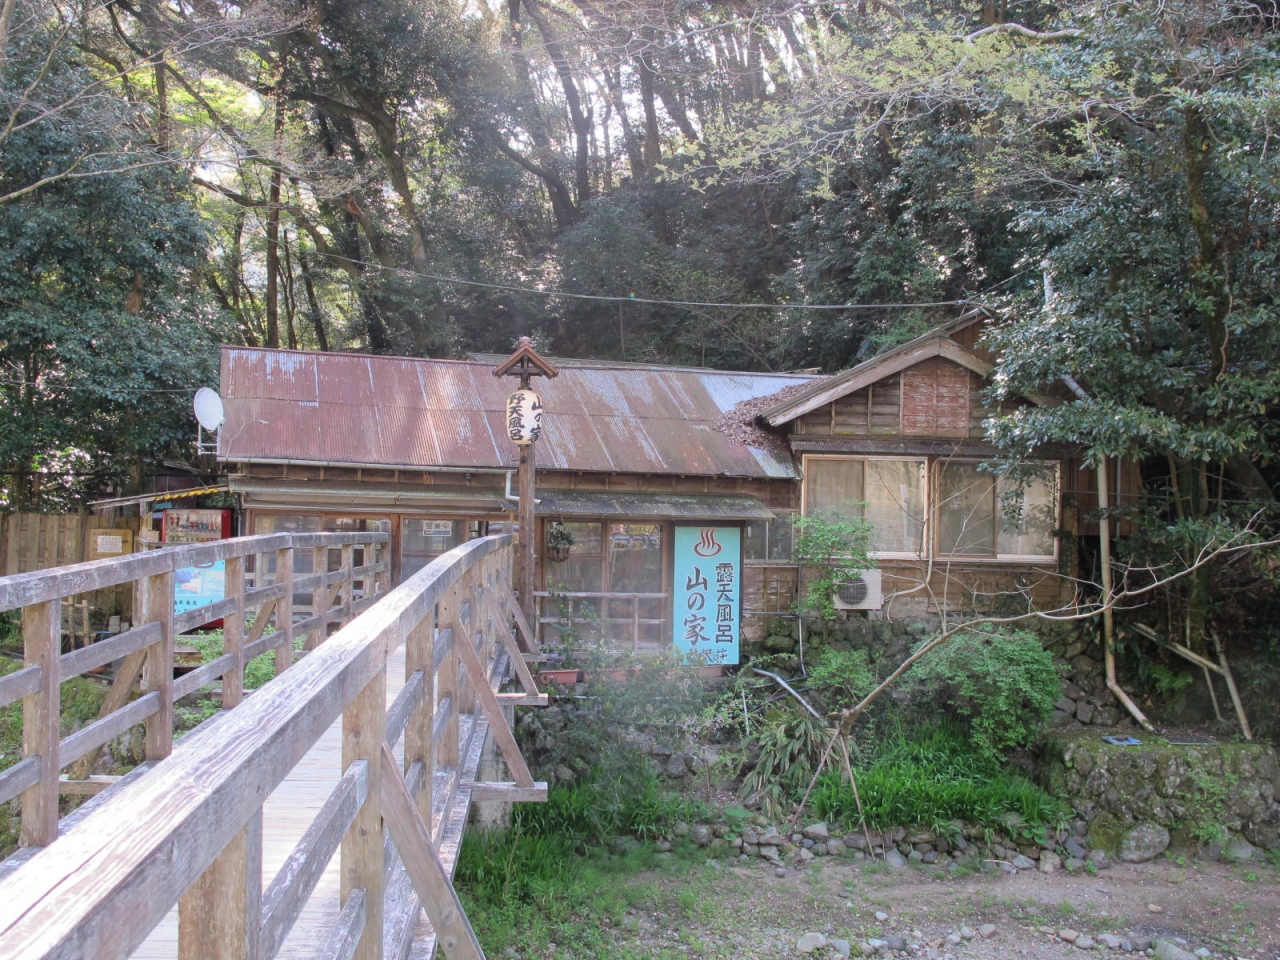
[931,459,1060,563]
[800,455,929,561]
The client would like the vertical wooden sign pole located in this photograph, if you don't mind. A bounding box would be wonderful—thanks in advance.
[518,444,537,631]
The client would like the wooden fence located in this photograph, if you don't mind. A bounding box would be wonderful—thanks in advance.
[0,532,547,960]
[0,529,390,831]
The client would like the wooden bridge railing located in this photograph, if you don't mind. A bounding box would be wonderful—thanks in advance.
[0,530,390,850]
[0,533,546,960]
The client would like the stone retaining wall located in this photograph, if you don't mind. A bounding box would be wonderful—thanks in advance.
[1040,732,1280,860]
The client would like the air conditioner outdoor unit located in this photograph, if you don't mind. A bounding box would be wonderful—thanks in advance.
[832,569,883,611]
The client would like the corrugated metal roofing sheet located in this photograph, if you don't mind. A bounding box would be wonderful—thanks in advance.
[220,348,814,479]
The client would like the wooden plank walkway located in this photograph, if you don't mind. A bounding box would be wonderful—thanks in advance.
[132,641,415,960]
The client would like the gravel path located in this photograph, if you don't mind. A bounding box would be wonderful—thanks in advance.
[548,854,1279,960]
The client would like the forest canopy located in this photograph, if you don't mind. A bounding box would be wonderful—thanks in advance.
[0,0,1277,519]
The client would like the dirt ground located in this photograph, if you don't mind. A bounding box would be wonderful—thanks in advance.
[593,854,1279,960]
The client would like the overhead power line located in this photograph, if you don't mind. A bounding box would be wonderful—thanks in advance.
[322,253,976,312]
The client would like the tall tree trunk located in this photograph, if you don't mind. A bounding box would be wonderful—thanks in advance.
[297,247,330,351]
[265,92,285,348]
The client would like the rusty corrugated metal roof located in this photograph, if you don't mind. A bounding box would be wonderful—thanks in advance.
[219,348,815,479]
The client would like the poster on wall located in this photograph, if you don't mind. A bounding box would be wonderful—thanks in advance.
[672,525,741,665]
[164,509,232,621]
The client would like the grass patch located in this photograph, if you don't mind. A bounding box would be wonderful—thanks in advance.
[810,725,1066,832]
[455,770,710,953]
[186,627,289,691]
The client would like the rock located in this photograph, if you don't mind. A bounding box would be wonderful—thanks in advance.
[885,935,907,951]
[1131,937,1152,952]
[959,926,975,939]
[946,932,962,945]
[884,849,908,868]
[803,822,830,842]
[741,843,758,857]
[866,939,888,952]
[1193,950,1210,959]
[791,832,804,844]
[922,851,938,864]
[1065,857,1086,872]
[553,764,576,783]
[908,850,924,863]
[690,824,712,847]
[796,932,827,953]
[1086,849,1111,870]
[1055,697,1077,715]
[1076,702,1095,725]
[1153,940,1198,960]
[1040,851,1062,873]
[797,847,815,862]
[802,838,815,849]
[663,754,688,778]
[1119,823,1170,863]
[1012,854,1036,870]
[673,822,690,836]
[1094,707,1121,726]
[831,938,852,958]
[814,843,829,857]
[1059,929,1080,943]
[759,845,780,861]
[1147,903,1162,913]
[1064,837,1087,859]
[774,867,787,877]
[1098,934,1122,950]
[978,924,997,939]
[742,826,760,845]
[874,911,889,922]
[845,834,869,851]
[655,839,672,852]
[1075,935,1096,950]
[828,839,844,854]
[1222,837,1257,862]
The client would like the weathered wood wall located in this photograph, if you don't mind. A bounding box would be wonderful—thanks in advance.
[1,514,143,577]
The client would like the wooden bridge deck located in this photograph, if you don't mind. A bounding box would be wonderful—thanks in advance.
[134,641,421,960]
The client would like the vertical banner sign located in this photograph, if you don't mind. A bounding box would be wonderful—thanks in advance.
[672,526,741,665]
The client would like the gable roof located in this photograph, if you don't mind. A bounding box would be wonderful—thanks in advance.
[759,309,994,427]
[218,347,818,479]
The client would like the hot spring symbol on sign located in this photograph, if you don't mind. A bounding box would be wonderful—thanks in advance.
[672,525,741,665]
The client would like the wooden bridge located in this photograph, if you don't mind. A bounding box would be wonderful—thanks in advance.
[0,531,547,960]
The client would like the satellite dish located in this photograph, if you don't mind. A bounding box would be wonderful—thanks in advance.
[193,388,225,432]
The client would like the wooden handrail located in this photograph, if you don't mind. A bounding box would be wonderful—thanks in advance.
[0,530,391,847]
[0,533,546,960]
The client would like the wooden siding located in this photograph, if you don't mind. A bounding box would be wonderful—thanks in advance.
[792,359,1005,441]
[902,357,969,438]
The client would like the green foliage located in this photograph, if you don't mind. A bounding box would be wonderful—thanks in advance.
[186,626,286,691]
[911,627,1060,762]
[736,710,830,819]
[792,505,875,622]
[806,648,876,713]
[811,725,1066,832]
[0,7,229,508]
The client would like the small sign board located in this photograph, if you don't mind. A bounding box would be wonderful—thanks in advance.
[88,528,134,560]
[672,525,741,666]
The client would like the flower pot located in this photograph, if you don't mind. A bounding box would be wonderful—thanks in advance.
[546,544,571,563]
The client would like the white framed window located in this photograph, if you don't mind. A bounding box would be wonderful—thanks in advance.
[801,456,928,559]
[934,460,1059,561]
[745,511,796,562]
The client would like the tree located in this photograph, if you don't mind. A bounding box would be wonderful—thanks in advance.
[0,12,228,508]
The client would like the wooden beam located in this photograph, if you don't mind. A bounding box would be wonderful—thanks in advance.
[57,775,120,796]
[378,743,485,960]
[179,810,263,960]
[495,693,549,707]
[454,620,534,787]
[342,671,385,960]
[21,599,60,847]
[469,782,548,802]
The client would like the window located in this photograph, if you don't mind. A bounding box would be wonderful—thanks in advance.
[802,457,926,557]
[744,511,795,562]
[935,461,1058,560]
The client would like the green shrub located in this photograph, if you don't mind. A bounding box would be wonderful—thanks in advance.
[793,506,875,622]
[806,647,876,712]
[910,626,1059,761]
[737,710,830,819]
[186,625,289,691]
[811,725,1066,831]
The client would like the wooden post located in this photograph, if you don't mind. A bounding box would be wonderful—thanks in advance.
[21,599,60,847]
[404,607,434,817]
[342,544,355,623]
[178,809,263,960]
[223,555,246,708]
[308,544,327,651]
[342,669,385,960]
[275,546,294,676]
[437,589,460,768]
[518,446,537,631]
[141,571,175,761]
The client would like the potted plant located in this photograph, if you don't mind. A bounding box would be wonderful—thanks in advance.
[545,522,574,562]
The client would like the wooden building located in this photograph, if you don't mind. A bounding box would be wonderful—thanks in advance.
[216,310,1135,655]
